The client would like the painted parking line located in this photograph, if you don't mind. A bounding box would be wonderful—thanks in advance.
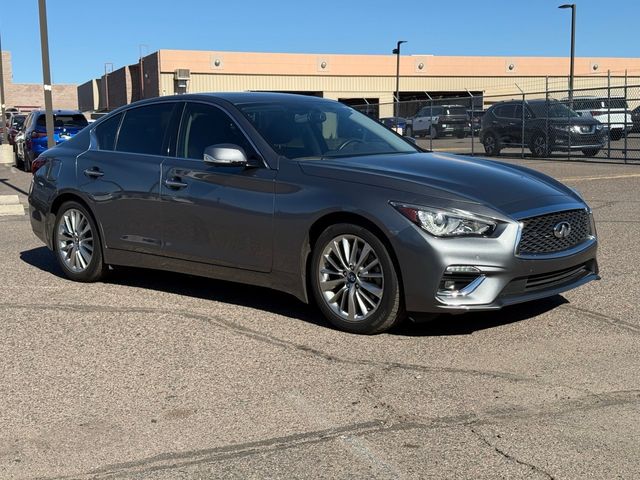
[0,194,25,216]
[558,173,640,182]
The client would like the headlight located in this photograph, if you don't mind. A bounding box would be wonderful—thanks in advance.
[391,203,497,237]
[596,124,603,130]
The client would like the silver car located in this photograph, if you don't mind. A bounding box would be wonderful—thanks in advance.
[28,93,599,334]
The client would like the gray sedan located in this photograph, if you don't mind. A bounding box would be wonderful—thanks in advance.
[28,93,599,334]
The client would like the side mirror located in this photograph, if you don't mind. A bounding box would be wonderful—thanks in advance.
[203,144,248,167]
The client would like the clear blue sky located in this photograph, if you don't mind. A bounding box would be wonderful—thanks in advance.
[2,0,638,85]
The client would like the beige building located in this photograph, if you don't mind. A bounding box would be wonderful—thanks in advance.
[78,49,640,117]
[0,51,78,112]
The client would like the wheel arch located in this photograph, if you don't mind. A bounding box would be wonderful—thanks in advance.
[302,211,404,307]
[49,192,105,258]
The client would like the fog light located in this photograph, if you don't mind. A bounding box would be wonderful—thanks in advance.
[445,265,481,274]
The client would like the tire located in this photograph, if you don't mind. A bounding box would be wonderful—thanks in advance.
[405,125,413,137]
[482,132,501,156]
[455,131,466,139]
[609,130,623,141]
[310,223,403,334]
[23,151,32,172]
[429,126,439,139]
[582,149,600,157]
[53,201,106,282]
[14,149,24,170]
[530,133,550,158]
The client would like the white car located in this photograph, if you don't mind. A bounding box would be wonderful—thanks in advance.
[568,96,632,140]
[408,105,470,139]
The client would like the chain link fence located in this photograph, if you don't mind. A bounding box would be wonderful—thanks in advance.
[352,74,640,164]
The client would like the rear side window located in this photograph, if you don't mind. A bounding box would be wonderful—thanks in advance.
[94,113,122,151]
[493,104,516,118]
[116,103,178,155]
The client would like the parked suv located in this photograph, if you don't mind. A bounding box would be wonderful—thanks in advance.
[569,96,632,140]
[631,105,640,133]
[407,105,470,139]
[20,110,88,171]
[480,100,606,157]
[7,114,26,147]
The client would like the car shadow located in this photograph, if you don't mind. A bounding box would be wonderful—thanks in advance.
[20,246,568,336]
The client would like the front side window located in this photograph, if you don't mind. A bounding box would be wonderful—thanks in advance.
[177,103,254,160]
[493,105,515,118]
[238,100,418,160]
[94,113,122,151]
[116,103,178,155]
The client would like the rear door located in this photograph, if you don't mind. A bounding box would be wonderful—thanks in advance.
[160,101,275,272]
[77,101,182,255]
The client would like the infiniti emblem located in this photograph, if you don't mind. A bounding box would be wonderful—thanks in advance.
[553,221,572,239]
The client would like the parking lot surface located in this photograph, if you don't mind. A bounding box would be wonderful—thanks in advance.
[1,156,639,479]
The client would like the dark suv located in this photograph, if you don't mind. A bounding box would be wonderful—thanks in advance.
[480,100,606,157]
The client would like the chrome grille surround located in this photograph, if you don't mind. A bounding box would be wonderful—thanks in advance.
[516,209,591,256]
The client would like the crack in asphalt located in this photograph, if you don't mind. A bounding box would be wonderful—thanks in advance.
[1,301,544,386]
[33,389,640,479]
[560,304,640,334]
[469,427,556,479]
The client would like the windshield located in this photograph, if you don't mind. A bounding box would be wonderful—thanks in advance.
[36,114,88,128]
[529,102,580,118]
[237,100,418,160]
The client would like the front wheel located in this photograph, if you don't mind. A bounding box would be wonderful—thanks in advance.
[582,149,600,157]
[429,126,439,139]
[310,224,403,334]
[54,201,107,282]
[405,125,413,137]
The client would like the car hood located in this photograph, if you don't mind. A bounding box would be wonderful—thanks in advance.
[545,116,600,126]
[299,152,582,218]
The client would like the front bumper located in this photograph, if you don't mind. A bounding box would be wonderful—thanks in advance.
[393,214,599,314]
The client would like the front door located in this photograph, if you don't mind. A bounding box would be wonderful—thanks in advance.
[160,102,275,272]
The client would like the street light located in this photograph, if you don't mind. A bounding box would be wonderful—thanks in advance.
[559,4,576,104]
[104,62,113,111]
[392,40,407,117]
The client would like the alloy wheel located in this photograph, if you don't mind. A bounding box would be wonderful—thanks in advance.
[318,234,384,322]
[57,208,94,272]
[533,136,548,156]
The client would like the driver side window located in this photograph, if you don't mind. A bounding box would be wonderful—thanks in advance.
[178,103,254,160]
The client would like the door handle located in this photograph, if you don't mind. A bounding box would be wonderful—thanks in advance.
[84,168,104,178]
[164,178,188,189]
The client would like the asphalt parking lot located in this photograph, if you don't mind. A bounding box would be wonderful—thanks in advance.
[1,155,639,479]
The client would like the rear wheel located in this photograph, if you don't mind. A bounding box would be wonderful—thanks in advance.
[311,224,403,334]
[530,133,550,157]
[483,132,501,156]
[54,201,106,282]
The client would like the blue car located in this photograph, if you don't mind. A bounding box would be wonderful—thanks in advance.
[21,110,88,171]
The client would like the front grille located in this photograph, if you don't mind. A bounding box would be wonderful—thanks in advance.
[517,209,591,255]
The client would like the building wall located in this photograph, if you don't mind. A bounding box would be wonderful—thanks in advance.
[1,51,78,111]
[78,79,100,112]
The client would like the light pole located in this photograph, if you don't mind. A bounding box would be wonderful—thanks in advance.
[392,40,407,117]
[559,4,576,105]
[38,0,55,149]
[139,44,148,100]
[104,62,113,111]
[0,33,6,144]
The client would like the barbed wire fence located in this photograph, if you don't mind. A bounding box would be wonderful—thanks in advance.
[352,71,640,164]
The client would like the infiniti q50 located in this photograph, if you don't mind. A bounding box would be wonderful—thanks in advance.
[28,93,599,334]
